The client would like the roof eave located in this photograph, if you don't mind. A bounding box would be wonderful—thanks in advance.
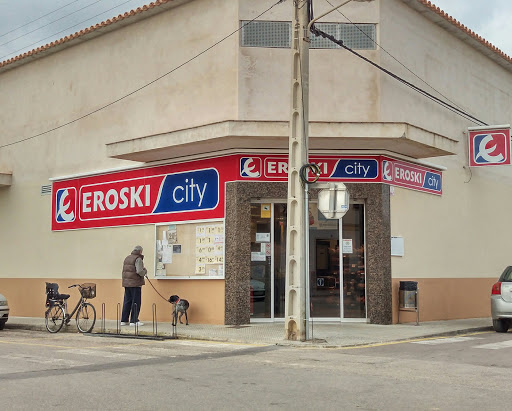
[402,0,512,72]
[0,0,188,74]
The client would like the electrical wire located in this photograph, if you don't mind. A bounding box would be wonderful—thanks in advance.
[322,0,472,115]
[0,0,285,149]
[309,25,488,126]
[0,0,133,61]
[300,163,322,184]
[0,0,103,49]
[0,0,80,39]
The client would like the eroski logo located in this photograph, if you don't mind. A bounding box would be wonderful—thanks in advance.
[473,133,508,164]
[56,188,76,222]
[382,161,392,181]
[240,157,261,178]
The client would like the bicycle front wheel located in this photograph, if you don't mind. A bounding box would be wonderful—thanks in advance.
[76,302,96,333]
[45,305,65,333]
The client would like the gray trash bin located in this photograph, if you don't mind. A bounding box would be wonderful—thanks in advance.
[399,281,418,309]
[398,281,419,325]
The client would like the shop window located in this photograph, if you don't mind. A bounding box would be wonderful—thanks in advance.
[154,220,224,279]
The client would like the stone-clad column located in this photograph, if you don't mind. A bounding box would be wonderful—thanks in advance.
[346,183,392,324]
[224,181,287,325]
[224,181,391,325]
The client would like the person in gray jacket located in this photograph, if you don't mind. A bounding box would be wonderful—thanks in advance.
[121,245,147,326]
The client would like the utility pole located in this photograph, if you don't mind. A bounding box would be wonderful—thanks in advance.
[285,0,310,341]
[284,0,375,341]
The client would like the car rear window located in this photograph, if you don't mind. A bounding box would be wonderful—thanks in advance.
[500,266,512,282]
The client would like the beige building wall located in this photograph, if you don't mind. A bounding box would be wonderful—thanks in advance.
[381,0,512,138]
[0,0,240,323]
[380,0,512,320]
[1,0,510,323]
[1,0,238,275]
[381,0,512,274]
[238,0,381,122]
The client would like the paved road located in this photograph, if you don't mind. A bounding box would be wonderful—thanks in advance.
[0,329,510,410]
[342,330,512,368]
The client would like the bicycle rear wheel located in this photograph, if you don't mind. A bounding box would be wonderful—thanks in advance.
[45,305,65,333]
[76,302,96,333]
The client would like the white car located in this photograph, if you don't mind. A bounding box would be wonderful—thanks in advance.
[491,267,512,332]
[0,293,9,330]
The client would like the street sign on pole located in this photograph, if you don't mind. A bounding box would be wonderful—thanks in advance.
[317,183,349,219]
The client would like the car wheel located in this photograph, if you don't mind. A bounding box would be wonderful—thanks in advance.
[0,321,5,330]
[492,319,510,333]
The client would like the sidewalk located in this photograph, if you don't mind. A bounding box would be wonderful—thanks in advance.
[5,316,493,347]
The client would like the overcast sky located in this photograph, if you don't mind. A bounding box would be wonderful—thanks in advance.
[0,0,511,63]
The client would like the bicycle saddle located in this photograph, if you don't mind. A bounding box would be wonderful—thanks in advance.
[53,293,70,300]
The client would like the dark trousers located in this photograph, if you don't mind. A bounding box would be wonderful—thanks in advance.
[121,287,142,323]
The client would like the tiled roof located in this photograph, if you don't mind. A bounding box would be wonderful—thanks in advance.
[417,0,512,64]
[0,0,174,70]
[1,0,511,71]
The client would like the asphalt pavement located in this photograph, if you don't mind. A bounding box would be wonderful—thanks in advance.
[5,316,493,347]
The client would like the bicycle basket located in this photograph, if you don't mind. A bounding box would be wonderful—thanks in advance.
[80,283,96,299]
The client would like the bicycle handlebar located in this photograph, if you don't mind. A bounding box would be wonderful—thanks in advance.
[68,284,79,288]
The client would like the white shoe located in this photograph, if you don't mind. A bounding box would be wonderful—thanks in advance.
[120,322,128,326]
[129,322,144,326]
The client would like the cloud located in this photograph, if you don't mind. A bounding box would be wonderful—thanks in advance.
[478,6,512,56]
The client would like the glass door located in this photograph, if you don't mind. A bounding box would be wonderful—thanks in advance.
[273,204,287,318]
[250,202,287,320]
[340,204,366,319]
[250,201,366,321]
[308,202,366,320]
[250,204,272,319]
[308,206,340,318]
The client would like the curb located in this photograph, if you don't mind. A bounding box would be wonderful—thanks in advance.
[5,321,495,347]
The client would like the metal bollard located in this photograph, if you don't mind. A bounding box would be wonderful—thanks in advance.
[133,303,138,336]
[116,302,121,334]
[172,306,177,338]
[101,303,106,334]
[152,303,158,337]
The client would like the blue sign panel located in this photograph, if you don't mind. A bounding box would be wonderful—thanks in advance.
[329,159,379,179]
[422,172,442,192]
[55,188,76,222]
[153,168,219,214]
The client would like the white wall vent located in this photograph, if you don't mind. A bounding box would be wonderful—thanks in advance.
[241,21,376,50]
[241,20,291,48]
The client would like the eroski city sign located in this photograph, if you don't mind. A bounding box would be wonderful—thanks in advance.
[52,154,442,230]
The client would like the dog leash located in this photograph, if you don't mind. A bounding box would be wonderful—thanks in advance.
[145,275,171,304]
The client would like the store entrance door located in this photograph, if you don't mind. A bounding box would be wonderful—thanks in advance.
[250,203,286,320]
[308,203,366,319]
[250,202,365,321]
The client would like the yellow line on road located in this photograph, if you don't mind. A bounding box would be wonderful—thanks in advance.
[292,331,494,350]
[330,331,494,350]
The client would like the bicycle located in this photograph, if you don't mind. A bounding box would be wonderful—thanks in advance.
[45,282,97,333]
